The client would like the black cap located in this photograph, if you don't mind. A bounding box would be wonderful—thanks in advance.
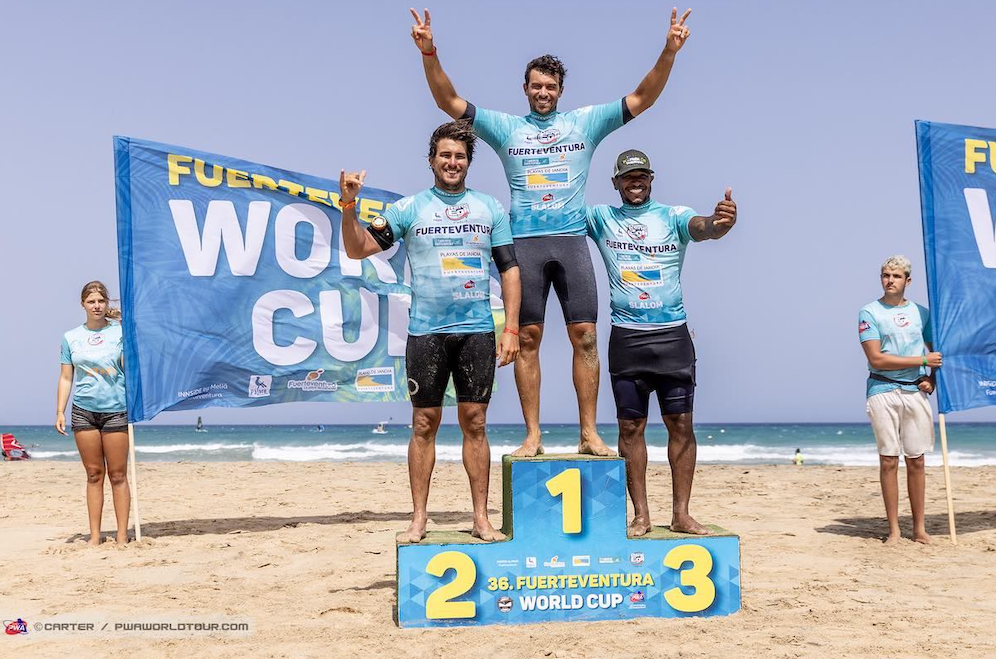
[613,149,653,178]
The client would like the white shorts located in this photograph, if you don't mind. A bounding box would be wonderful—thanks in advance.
[866,388,935,458]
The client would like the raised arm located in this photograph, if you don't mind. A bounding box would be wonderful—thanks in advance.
[338,170,386,260]
[689,187,737,241]
[625,7,692,118]
[410,8,468,119]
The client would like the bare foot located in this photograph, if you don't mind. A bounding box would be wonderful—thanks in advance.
[670,513,710,535]
[396,517,427,544]
[511,435,544,457]
[883,533,902,545]
[578,430,615,456]
[115,532,130,545]
[627,516,652,537]
[471,519,507,542]
[913,531,932,545]
[87,535,103,547]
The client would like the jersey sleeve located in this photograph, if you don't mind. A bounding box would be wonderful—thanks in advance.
[60,336,72,364]
[919,304,933,344]
[672,206,698,245]
[858,309,880,343]
[469,104,517,151]
[382,196,415,241]
[574,100,625,147]
[488,197,513,247]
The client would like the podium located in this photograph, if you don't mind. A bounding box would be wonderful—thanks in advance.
[396,454,740,627]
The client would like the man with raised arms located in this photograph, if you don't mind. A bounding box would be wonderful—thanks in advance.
[339,121,521,543]
[410,7,692,457]
[587,149,736,535]
[858,256,941,545]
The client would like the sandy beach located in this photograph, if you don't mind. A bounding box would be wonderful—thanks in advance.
[2,460,994,658]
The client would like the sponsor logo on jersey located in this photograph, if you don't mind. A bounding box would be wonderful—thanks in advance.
[355,367,395,392]
[894,313,910,328]
[620,265,664,287]
[522,157,550,167]
[87,333,105,346]
[531,128,561,144]
[445,203,470,221]
[625,223,648,241]
[439,249,486,277]
[525,165,570,190]
[433,237,463,247]
[859,320,871,333]
[530,192,566,211]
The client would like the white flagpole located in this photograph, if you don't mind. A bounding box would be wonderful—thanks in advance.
[937,413,956,545]
[127,422,142,542]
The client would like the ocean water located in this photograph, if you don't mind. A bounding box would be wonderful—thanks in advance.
[4,423,996,467]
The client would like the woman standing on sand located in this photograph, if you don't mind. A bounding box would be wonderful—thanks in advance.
[55,281,130,545]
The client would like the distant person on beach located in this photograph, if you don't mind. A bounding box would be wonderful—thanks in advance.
[858,255,941,545]
[55,281,130,546]
[339,121,521,543]
[793,449,804,466]
[409,7,692,459]
[585,149,736,536]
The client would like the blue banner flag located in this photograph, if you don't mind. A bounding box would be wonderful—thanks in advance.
[114,137,419,422]
[916,120,996,414]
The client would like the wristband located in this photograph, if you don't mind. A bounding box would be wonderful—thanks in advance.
[340,199,357,210]
[421,47,437,57]
[503,328,518,336]
[922,356,928,367]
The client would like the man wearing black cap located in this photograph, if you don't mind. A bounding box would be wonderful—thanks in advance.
[586,149,736,535]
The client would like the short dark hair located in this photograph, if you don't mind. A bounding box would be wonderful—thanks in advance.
[524,54,567,88]
[428,120,476,164]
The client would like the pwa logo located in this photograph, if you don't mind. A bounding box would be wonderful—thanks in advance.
[4,618,28,635]
[445,203,470,221]
[963,188,996,268]
[87,333,104,346]
[248,375,272,398]
[534,128,561,144]
[625,223,648,242]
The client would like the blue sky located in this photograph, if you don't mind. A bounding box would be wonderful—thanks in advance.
[4,0,996,426]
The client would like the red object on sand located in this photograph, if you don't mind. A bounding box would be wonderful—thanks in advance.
[1,433,30,460]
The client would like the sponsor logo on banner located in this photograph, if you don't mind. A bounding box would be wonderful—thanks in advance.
[525,556,537,568]
[497,596,514,613]
[543,555,565,568]
[248,375,272,398]
[572,555,590,567]
[525,165,570,190]
[433,237,463,247]
[894,313,910,327]
[628,590,647,609]
[439,249,486,277]
[496,558,519,568]
[87,333,105,346]
[620,265,664,287]
[445,203,470,221]
[355,367,395,392]
[629,551,645,566]
[287,369,338,392]
[4,618,29,635]
[598,556,621,564]
[625,223,648,241]
[522,157,550,167]
[859,320,871,334]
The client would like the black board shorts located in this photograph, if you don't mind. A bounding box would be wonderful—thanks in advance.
[71,404,129,432]
[515,235,598,326]
[406,332,496,408]
[608,324,696,419]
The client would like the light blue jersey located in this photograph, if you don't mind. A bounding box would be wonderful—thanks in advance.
[468,100,627,238]
[586,200,698,327]
[60,321,127,413]
[858,300,932,397]
[382,187,513,335]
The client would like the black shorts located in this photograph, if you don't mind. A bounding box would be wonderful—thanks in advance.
[608,324,696,419]
[71,404,129,432]
[516,235,598,326]
[406,332,496,408]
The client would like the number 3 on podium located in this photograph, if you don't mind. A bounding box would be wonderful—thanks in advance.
[546,468,582,534]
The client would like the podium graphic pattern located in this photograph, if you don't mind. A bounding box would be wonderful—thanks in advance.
[397,454,740,627]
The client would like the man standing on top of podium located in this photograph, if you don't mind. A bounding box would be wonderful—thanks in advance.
[409,6,693,458]
[586,149,737,535]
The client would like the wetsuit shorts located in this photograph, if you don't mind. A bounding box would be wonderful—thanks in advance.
[515,235,598,326]
[71,404,129,432]
[608,324,696,419]
[406,332,496,407]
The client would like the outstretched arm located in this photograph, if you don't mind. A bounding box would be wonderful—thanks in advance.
[410,8,468,119]
[625,7,691,118]
[338,169,385,259]
[689,187,737,241]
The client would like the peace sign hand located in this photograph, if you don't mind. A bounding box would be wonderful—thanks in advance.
[410,7,434,53]
[339,169,366,205]
[666,7,692,54]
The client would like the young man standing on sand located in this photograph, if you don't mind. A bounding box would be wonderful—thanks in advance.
[409,7,692,458]
[859,256,942,545]
[339,121,521,543]
[586,149,736,536]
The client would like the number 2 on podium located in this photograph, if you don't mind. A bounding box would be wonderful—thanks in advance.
[546,468,582,534]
